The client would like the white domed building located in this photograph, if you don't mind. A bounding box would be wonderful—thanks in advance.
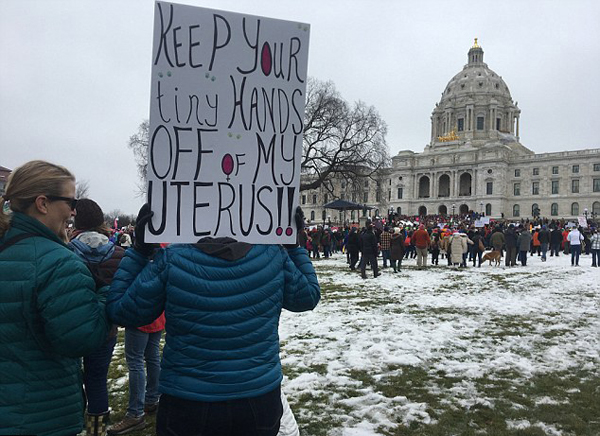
[301,41,600,224]
[390,40,600,220]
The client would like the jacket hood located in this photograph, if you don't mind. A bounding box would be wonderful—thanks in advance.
[69,232,115,262]
[194,237,252,261]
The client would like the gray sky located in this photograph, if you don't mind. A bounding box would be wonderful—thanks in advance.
[1,0,599,215]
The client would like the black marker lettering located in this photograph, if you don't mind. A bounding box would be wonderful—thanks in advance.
[237,18,260,74]
[172,126,193,179]
[288,37,304,82]
[170,181,189,235]
[256,185,273,235]
[150,125,172,180]
[153,3,175,67]
[214,182,236,236]
[209,14,231,71]
[148,180,167,235]
[253,133,277,185]
[193,182,213,237]
[239,184,256,237]
[188,25,202,68]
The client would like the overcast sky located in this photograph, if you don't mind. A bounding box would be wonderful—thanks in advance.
[1,0,599,215]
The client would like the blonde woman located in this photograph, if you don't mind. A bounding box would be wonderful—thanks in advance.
[0,160,110,436]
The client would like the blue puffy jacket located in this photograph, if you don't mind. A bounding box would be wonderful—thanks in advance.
[107,240,320,402]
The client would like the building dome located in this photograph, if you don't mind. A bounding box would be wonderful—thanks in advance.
[430,39,521,146]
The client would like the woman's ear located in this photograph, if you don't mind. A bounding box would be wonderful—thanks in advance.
[33,195,49,215]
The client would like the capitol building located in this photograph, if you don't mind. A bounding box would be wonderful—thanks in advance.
[302,40,600,224]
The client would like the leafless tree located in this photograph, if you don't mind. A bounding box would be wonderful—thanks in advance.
[75,180,90,199]
[300,78,389,192]
[127,120,149,196]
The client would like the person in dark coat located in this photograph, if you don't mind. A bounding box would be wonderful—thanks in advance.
[550,226,562,257]
[347,228,360,270]
[517,227,532,266]
[359,221,379,279]
[504,224,518,267]
[69,199,125,435]
[470,229,484,267]
[538,225,550,261]
[390,227,405,272]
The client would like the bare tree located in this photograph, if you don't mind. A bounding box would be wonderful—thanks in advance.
[300,78,389,192]
[127,79,389,195]
[127,120,149,196]
[75,180,90,199]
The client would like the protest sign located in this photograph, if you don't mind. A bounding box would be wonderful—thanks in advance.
[474,220,484,228]
[578,216,587,228]
[146,2,310,243]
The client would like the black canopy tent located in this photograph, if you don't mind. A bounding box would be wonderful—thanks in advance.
[322,199,374,211]
[321,199,374,225]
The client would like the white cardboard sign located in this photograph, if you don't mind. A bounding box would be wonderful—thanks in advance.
[146,2,310,243]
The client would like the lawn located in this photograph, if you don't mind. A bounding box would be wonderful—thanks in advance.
[105,251,599,436]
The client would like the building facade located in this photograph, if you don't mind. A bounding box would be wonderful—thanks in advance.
[302,41,600,223]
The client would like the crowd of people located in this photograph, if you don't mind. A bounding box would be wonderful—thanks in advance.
[0,160,320,436]
[298,215,600,276]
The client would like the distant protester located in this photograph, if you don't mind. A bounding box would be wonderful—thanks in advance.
[69,198,126,436]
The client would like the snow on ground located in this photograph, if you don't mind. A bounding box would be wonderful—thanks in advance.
[279,251,599,434]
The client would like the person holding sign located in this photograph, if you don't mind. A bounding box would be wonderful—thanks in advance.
[0,160,110,436]
[107,204,320,436]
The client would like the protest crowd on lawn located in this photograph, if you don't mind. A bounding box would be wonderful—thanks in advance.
[299,212,600,277]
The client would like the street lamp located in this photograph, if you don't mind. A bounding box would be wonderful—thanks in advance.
[584,208,588,220]
[451,203,456,217]
[479,201,484,216]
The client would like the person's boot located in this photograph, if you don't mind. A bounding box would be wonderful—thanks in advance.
[86,411,110,436]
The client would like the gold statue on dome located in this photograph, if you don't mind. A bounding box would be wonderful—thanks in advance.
[472,38,480,48]
[437,128,461,142]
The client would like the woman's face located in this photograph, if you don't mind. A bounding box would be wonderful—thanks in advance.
[41,180,77,240]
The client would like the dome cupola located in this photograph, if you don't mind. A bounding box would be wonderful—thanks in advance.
[430,39,521,147]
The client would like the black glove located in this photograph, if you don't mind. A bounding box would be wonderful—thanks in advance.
[134,203,155,256]
[283,206,305,249]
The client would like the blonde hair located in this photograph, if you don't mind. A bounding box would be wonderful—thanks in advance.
[0,160,75,238]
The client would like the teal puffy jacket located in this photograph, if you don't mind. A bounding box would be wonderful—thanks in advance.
[0,213,110,436]
[107,242,320,402]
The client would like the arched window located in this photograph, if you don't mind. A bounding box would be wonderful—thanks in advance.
[438,174,450,197]
[310,210,315,221]
[351,210,355,220]
[571,202,579,216]
[513,204,520,217]
[418,176,430,198]
[593,201,600,216]
[396,207,402,215]
[551,203,558,216]
[531,203,539,217]
[485,203,492,216]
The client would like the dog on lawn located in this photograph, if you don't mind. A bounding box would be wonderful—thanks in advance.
[481,250,502,266]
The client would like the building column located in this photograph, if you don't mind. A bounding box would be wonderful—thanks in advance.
[516,115,520,137]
